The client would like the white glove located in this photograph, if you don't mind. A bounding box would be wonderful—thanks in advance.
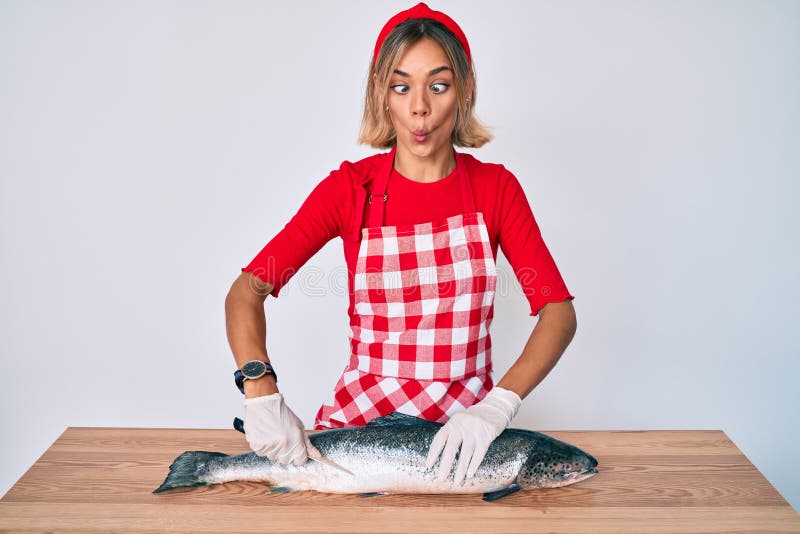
[425,386,522,485]
[243,392,322,466]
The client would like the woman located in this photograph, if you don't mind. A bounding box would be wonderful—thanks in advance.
[224,2,576,487]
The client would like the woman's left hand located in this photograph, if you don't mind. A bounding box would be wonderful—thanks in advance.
[425,386,523,485]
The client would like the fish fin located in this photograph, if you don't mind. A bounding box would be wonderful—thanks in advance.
[365,412,439,427]
[233,416,245,434]
[359,491,391,498]
[267,486,297,494]
[482,483,522,502]
[153,451,228,493]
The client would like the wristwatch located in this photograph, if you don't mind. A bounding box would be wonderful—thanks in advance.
[234,360,278,394]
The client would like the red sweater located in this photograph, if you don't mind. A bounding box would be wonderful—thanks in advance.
[242,150,574,324]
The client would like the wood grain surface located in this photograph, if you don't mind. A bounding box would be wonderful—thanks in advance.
[0,427,798,533]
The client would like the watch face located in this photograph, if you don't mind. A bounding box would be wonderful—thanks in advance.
[241,360,267,379]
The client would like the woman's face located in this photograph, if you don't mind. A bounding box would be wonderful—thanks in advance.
[378,37,459,159]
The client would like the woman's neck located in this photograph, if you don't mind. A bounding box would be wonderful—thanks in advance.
[393,145,456,183]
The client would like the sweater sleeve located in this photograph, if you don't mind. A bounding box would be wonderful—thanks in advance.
[241,164,354,298]
[496,165,575,316]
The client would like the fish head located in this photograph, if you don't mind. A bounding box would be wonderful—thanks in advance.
[516,437,598,489]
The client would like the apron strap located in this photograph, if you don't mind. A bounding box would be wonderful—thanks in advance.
[367,146,475,228]
[456,151,476,214]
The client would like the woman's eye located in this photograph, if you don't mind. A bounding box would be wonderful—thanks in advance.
[389,83,450,95]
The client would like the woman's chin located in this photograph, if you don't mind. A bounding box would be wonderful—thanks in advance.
[403,138,446,157]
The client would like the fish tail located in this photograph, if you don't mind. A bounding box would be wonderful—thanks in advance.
[153,451,229,493]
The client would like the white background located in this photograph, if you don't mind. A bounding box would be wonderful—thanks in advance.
[1,0,798,512]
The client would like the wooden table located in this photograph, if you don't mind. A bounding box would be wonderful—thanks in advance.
[0,427,798,533]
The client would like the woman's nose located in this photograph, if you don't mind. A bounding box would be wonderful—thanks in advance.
[411,91,430,117]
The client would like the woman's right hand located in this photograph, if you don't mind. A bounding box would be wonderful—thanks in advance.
[243,392,322,466]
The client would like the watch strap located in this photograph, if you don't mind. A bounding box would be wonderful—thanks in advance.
[234,362,278,394]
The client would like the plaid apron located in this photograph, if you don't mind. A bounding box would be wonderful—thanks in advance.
[314,146,498,430]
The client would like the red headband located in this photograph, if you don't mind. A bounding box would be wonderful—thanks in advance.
[372,2,472,64]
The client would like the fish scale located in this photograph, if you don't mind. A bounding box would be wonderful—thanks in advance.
[154,412,598,501]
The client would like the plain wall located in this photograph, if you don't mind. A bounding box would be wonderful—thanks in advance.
[1,0,798,511]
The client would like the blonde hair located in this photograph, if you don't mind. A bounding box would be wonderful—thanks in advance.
[358,18,494,149]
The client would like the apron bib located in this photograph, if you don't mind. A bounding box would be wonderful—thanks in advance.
[314,146,498,429]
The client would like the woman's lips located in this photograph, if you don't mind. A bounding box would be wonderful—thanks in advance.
[413,129,429,142]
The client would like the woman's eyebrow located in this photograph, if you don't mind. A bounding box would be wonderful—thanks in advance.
[393,66,453,77]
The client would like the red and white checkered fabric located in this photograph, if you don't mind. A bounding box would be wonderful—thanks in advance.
[349,212,496,381]
[314,146,498,430]
[314,364,494,429]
